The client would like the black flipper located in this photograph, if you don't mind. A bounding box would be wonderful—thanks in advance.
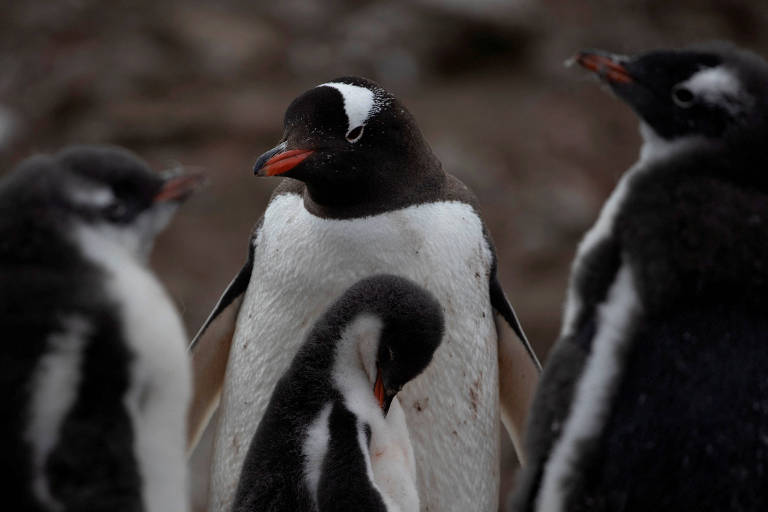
[490,265,542,371]
[188,241,255,351]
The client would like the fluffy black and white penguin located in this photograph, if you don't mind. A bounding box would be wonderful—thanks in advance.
[0,146,203,511]
[512,43,768,511]
[189,76,541,511]
[232,274,444,512]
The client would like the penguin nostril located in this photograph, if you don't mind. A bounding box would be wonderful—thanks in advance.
[346,125,364,143]
[672,86,695,108]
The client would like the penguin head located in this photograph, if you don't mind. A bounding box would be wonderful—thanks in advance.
[576,42,768,147]
[329,275,445,416]
[3,146,204,260]
[253,77,441,212]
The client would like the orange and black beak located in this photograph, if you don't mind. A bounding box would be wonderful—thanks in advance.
[374,365,395,416]
[253,142,315,177]
[574,49,666,135]
[575,50,632,85]
[154,171,206,203]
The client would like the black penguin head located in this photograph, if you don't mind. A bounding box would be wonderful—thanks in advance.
[253,77,441,212]
[332,275,445,416]
[3,145,204,260]
[576,42,768,146]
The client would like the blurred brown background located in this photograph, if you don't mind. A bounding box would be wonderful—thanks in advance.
[3,0,768,509]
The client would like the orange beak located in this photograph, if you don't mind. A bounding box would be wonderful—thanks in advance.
[374,366,385,410]
[258,149,314,176]
[576,52,632,84]
[154,172,206,203]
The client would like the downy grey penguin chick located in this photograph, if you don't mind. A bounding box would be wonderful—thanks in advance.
[513,42,768,512]
[232,274,444,512]
[0,146,203,512]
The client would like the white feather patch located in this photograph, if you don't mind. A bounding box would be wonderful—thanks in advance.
[537,264,641,512]
[26,315,90,512]
[683,66,741,108]
[69,186,115,209]
[369,397,420,512]
[329,314,420,511]
[637,123,704,165]
[333,314,384,422]
[303,403,332,505]
[74,224,190,512]
[560,168,637,338]
[318,82,384,135]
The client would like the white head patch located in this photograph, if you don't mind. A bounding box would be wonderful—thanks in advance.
[69,184,115,209]
[318,82,388,139]
[682,66,744,112]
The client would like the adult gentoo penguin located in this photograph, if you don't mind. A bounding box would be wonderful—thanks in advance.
[0,146,203,511]
[232,274,444,512]
[190,76,541,511]
[512,43,768,511]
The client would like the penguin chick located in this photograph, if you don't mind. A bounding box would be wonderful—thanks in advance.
[232,274,444,512]
[0,146,204,512]
[513,42,768,512]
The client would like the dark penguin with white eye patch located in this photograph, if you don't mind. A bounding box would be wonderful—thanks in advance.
[253,77,446,217]
[513,42,768,512]
[232,274,443,512]
[0,146,203,512]
[190,76,541,512]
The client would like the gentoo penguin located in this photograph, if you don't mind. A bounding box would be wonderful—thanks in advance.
[232,274,444,512]
[512,43,768,511]
[189,76,541,511]
[0,146,203,511]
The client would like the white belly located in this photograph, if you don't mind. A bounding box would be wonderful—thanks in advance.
[77,226,191,512]
[210,195,500,512]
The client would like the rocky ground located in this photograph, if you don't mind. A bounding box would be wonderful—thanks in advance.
[4,1,768,509]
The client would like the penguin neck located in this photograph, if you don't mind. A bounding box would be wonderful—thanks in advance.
[330,313,384,422]
[637,122,707,166]
[300,151,446,219]
[638,122,768,189]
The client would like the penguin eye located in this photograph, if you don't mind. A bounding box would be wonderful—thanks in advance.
[672,85,695,108]
[346,125,364,143]
[104,201,129,222]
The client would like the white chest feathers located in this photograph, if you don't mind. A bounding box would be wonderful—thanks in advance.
[330,314,419,512]
[302,397,419,512]
[75,225,191,512]
[212,194,502,512]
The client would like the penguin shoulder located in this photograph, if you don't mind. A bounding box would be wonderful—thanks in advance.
[616,153,768,307]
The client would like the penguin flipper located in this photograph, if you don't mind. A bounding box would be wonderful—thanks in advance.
[496,315,539,463]
[490,271,541,371]
[490,268,542,462]
[187,226,258,453]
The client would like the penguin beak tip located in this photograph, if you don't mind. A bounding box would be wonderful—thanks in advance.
[575,50,632,84]
[254,147,314,177]
[154,172,207,203]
